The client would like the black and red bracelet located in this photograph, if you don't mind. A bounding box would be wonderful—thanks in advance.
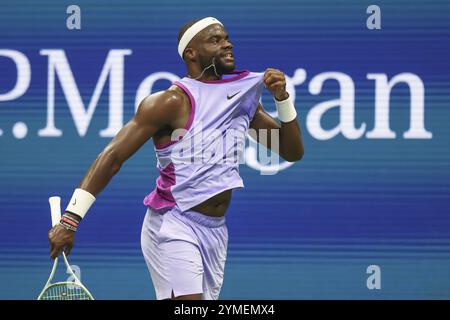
[59,213,80,232]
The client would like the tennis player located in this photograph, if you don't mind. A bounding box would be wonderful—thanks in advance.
[48,17,304,300]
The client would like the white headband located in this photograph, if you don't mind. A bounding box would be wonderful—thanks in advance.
[178,17,223,58]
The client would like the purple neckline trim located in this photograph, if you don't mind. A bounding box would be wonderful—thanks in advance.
[198,70,250,84]
[154,81,195,150]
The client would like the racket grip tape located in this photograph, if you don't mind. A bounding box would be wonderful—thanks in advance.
[49,196,62,227]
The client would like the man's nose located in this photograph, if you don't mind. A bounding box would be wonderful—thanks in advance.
[222,39,233,50]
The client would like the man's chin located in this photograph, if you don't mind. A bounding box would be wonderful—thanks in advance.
[219,63,236,74]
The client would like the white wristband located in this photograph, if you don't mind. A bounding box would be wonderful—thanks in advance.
[275,95,297,123]
[65,188,96,219]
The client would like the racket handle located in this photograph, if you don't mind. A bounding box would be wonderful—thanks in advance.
[49,196,62,227]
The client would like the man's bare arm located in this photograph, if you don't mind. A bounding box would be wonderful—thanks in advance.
[79,90,183,196]
[249,102,304,162]
[48,89,184,259]
[249,68,304,162]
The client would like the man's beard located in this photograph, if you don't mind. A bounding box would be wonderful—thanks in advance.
[200,53,235,76]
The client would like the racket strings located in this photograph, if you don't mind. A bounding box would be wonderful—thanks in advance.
[40,283,92,300]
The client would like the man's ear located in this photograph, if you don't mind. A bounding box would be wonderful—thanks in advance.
[184,47,197,61]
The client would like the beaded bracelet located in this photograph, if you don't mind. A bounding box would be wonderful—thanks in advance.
[59,214,80,232]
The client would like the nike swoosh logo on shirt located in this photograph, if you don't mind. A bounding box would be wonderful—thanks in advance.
[227,91,241,100]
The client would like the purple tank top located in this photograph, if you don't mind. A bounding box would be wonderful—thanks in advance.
[143,70,265,212]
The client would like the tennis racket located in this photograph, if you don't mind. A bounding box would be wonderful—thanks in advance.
[37,196,94,300]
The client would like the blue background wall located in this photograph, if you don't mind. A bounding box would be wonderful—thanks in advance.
[1,0,449,299]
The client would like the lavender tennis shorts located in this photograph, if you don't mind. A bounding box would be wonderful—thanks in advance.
[141,205,228,300]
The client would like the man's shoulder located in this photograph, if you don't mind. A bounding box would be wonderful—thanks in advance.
[139,85,187,111]
[135,85,190,127]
